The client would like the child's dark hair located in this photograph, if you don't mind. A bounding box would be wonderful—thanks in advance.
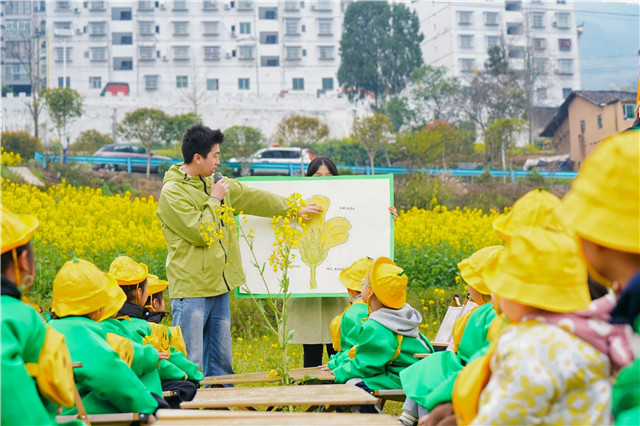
[121,278,148,304]
[306,156,339,177]
[182,123,224,164]
[0,242,34,275]
[146,291,164,307]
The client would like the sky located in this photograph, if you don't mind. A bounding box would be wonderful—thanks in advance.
[576,0,639,91]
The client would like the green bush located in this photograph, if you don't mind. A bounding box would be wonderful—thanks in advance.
[70,129,113,155]
[1,130,42,160]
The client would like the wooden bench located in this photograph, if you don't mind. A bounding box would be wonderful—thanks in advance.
[372,389,406,410]
[155,409,398,425]
[181,384,377,412]
[200,367,335,386]
[56,412,149,426]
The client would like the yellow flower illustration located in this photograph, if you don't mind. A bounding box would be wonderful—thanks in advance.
[291,195,351,289]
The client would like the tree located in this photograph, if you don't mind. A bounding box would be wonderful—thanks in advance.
[275,115,329,147]
[70,129,113,155]
[42,87,83,163]
[180,67,209,115]
[223,126,265,176]
[351,113,394,174]
[379,96,414,132]
[410,66,463,126]
[395,128,442,169]
[484,117,526,171]
[162,112,201,147]
[338,1,423,108]
[117,108,168,176]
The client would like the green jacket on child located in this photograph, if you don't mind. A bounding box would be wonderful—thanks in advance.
[332,304,433,390]
[327,297,368,370]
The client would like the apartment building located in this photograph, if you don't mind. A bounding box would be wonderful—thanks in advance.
[411,0,581,107]
[2,0,348,97]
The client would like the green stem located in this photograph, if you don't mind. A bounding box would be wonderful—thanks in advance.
[309,264,317,289]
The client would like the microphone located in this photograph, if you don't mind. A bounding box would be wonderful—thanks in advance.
[213,172,225,206]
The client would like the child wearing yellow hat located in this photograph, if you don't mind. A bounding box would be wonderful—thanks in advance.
[560,129,640,425]
[47,257,159,416]
[398,246,502,426]
[1,206,79,425]
[328,257,433,400]
[109,256,201,407]
[455,227,612,425]
[324,257,374,370]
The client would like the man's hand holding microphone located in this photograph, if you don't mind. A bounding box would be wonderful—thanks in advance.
[210,172,228,202]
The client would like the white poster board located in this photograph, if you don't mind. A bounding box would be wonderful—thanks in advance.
[235,174,394,298]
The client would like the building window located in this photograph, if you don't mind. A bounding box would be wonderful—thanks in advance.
[203,21,219,35]
[207,78,219,91]
[5,20,31,39]
[536,87,547,100]
[533,38,547,51]
[173,0,187,10]
[259,7,277,19]
[54,21,72,30]
[318,19,332,35]
[89,21,107,36]
[316,0,331,10]
[318,46,334,59]
[113,57,133,71]
[139,46,155,61]
[238,46,254,59]
[176,75,188,88]
[260,32,278,44]
[486,36,499,49]
[623,104,635,120]
[505,1,522,11]
[113,32,133,45]
[285,19,300,35]
[54,47,73,62]
[203,0,218,10]
[555,13,570,29]
[534,58,547,74]
[238,0,253,10]
[89,76,102,89]
[292,78,304,90]
[284,0,299,10]
[145,75,159,90]
[532,12,545,28]
[261,56,279,67]
[459,35,473,49]
[597,115,603,129]
[204,46,221,60]
[238,78,250,90]
[90,47,107,61]
[57,76,71,88]
[322,77,333,90]
[580,120,585,134]
[558,39,572,51]
[173,46,190,60]
[459,58,475,73]
[173,21,189,35]
[286,46,301,60]
[558,59,573,74]
[55,1,71,11]
[457,11,472,25]
[484,12,498,26]
[111,7,132,20]
[139,21,154,35]
[6,1,35,14]
[239,22,251,34]
[562,87,572,98]
[89,1,106,10]
[138,1,154,10]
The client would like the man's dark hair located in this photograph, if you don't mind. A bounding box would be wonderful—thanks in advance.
[182,123,224,164]
[1,242,34,275]
[306,156,339,177]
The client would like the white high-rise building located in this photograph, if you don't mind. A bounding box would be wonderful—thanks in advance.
[3,0,349,97]
[411,0,581,107]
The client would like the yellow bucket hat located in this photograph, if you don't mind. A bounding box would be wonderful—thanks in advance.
[369,257,408,309]
[97,277,127,322]
[492,189,563,241]
[339,257,374,292]
[1,205,38,254]
[560,129,640,253]
[484,227,590,313]
[457,246,504,295]
[146,273,168,295]
[52,258,116,317]
[109,256,148,286]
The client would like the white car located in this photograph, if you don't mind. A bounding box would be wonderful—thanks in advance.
[229,147,313,176]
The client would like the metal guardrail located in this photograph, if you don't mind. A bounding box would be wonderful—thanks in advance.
[33,153,577,180]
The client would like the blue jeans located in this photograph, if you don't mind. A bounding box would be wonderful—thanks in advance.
[171,294,234,381]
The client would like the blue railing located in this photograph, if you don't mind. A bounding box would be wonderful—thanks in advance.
[33,153,577,180]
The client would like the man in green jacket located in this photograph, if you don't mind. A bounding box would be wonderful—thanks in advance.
[157,123,320,379]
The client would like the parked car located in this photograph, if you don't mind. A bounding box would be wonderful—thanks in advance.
[229,147,313,176]
[92,144,172,173]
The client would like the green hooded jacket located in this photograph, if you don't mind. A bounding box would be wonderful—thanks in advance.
[157,164,289,299]
[48,317,158,415]
[612,316,640,425]
[327,299,368,370]
[400,302,496,411]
